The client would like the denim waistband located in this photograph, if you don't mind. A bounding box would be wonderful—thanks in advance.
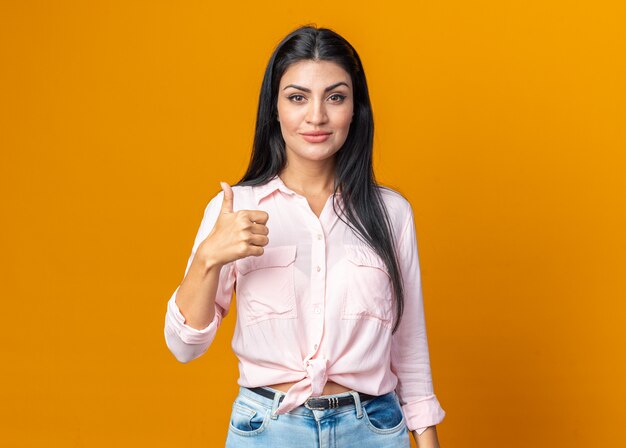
[235,385,384,419]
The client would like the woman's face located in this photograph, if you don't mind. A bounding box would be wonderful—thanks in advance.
[276,59,354,165]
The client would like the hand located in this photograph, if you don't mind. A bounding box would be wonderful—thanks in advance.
[196,181,270,267]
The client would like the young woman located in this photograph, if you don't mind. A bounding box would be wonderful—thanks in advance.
[164,25,446,447]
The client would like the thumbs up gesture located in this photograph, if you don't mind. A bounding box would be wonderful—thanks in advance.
[197,181,270,267]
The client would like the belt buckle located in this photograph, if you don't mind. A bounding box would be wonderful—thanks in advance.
[304,398,326,411]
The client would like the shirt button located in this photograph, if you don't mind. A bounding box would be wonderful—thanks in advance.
[317,234,323,240]
[314,306,321,314]
[314,344,318,350]
[316,266,321,272]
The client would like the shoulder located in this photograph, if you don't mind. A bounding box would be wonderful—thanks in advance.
[375,185,417,244]
[375,185,419,250]
[376,184,413,219]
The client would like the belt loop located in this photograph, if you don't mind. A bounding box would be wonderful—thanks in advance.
[270,389,283,420]
[349,391,363,419]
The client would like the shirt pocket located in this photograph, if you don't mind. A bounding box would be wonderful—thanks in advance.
[342,244,393,327]
[235,245,298,326]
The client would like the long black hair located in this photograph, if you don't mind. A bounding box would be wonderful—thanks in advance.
[233,24,407,335]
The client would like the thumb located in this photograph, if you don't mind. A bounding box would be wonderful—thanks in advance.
[219,181,234,214]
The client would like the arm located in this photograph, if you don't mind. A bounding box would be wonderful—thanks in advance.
[412,426,440,448]
[391,202,446,447]
[163,191,236,363]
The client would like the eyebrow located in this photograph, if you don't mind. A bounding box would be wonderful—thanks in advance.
[282,81,350,92]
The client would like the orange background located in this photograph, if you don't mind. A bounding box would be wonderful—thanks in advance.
[1,1,624,447]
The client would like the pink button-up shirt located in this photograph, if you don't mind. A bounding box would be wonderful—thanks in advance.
[163,174,446,434]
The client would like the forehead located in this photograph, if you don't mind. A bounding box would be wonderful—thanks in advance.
[279,60,352,88]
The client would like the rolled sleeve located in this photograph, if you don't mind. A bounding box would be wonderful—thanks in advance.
[391,201,446,434]
[165,286,222,344]
[163,286,225,363]
[402,394,447,435]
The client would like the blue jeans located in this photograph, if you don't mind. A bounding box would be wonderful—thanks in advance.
[225,385,410,447]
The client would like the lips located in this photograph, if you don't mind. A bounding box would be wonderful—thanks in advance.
[301,132,331,143]
[301,132,332,136]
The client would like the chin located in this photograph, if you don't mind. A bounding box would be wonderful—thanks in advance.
[300,147,340,161]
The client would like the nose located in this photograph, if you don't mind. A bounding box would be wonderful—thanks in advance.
[305,99,329,125]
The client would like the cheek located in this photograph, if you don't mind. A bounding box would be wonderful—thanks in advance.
[332,102,354,128]
[278,109,303,133]
[333,112,353,132]
[281,119,301,137]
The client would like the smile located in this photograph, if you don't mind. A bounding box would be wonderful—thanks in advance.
[301,133,331,143]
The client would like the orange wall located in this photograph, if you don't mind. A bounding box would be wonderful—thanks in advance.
[1,1,624,447]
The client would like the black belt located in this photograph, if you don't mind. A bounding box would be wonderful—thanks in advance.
[246,386,378,410]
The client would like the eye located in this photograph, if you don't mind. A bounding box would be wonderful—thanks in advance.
[329,94,347,103]
[288,94,306,103]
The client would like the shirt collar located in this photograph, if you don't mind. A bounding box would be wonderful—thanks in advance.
[253,174,341,205]
[253,175,294,205]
